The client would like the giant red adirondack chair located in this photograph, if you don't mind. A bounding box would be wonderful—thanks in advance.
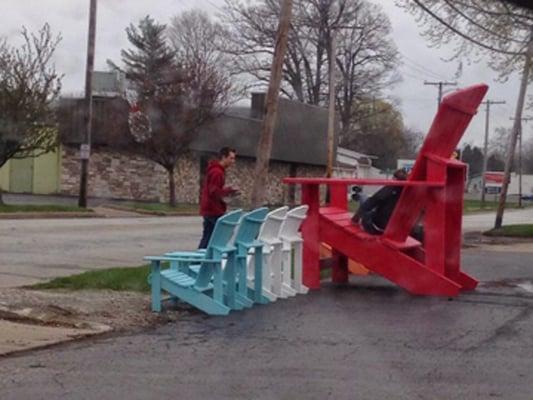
[284,83,488,296]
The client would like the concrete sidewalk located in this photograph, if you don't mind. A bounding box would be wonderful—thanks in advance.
[0,287,158,357]
[0,304,112,356]
[0,320,109,356]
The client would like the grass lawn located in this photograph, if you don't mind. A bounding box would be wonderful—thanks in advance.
[463,199,533,213]
[0,204,92,213]
[349,199,529,214]
[113,201,198,215]
[483,224,533,238]
[30,265,151,292]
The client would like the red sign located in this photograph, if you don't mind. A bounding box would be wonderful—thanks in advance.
[485,172,505,184]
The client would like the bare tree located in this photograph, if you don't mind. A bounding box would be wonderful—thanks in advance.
[490,126,512,159]
[169,9,225,68]
[396,0,533,228]
[0,24,62,204]
[109,16,231,206]
[221,0,398,127]
[399,127,425,158]
[522,135,533,173]
[334,2,399,138]
[341,98,406,170]
[168,9,243,103]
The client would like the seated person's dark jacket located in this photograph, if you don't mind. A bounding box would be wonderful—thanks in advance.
[354,185,403,234]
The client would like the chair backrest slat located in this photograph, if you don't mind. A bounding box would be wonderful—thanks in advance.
[206,209,242,251]
[279,205,309,240]
[234,207,269,247]
[258,206,289,242]
[197,209,242,288]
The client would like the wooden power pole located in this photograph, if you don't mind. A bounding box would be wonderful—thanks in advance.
[250,0,293,207]
[480,99,505,206]
[78,0,97,208]
[495,37,533,229]
[326,30,337,178]
[424,80,457,106]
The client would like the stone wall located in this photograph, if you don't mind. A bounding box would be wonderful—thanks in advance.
[225,160,325,206]
[61,146,200,203]
[60,146,326,205]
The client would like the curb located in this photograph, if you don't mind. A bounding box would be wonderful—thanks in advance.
[0,211,105,220]
[103,204,198,217]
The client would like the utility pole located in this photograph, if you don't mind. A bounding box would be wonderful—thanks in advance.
[509,116,532,208]
[326,29,337,178]
[424,81,457,106]
[325,19,363,178]
[250,0,293,207]
[78,0,98,208]
[481,100,506,205]
[495,36,533,229]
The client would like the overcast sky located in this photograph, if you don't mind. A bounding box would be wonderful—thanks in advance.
[2,0,524,147]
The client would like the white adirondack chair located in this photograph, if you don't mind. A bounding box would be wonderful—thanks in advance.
[247,206,289,302]
[278,205,309,297]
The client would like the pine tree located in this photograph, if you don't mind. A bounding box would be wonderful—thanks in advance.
[110,16,230,206]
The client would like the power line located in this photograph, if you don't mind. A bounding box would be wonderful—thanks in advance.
[401,52,449,81]
[401,70,440,81]
[402,61,446,81]
[402,63,443,80]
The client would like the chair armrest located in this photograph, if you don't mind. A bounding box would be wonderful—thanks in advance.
[144,256,222,264]
[165,250,206,258]
[211,245,237,254]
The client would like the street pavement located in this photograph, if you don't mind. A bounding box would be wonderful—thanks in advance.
[0,249,532,400]
[463,206,533,232]
[0,201,532,398]
[0,216,202,287]
[1,205,533,288]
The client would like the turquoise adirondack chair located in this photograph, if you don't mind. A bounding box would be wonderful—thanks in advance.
[165,207,269,310]
[145,209,242,315]
[228,207,269,305]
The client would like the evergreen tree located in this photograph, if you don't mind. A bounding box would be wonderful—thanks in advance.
[110,16,230,206]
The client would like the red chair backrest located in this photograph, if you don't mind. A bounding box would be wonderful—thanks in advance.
[384,84,489,242]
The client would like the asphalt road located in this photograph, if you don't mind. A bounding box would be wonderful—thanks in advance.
[462,206,533,232]
[1,205,533,287]
[0,216,202,287]
[0,249,532,400]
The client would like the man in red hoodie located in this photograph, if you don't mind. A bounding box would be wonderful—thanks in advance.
[198,147,239,248]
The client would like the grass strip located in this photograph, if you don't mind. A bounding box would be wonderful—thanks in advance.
[30,265,151,293]
[483,224,533,238]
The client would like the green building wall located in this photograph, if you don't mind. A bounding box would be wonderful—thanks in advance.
[0,147,61,194]
[0,160,10,191]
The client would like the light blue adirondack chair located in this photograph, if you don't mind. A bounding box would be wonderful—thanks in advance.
[228,207,269,305]
[145,209,242,315]
[165,207,269,310]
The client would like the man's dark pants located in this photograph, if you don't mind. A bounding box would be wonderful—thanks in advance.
[198,216,220,249]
